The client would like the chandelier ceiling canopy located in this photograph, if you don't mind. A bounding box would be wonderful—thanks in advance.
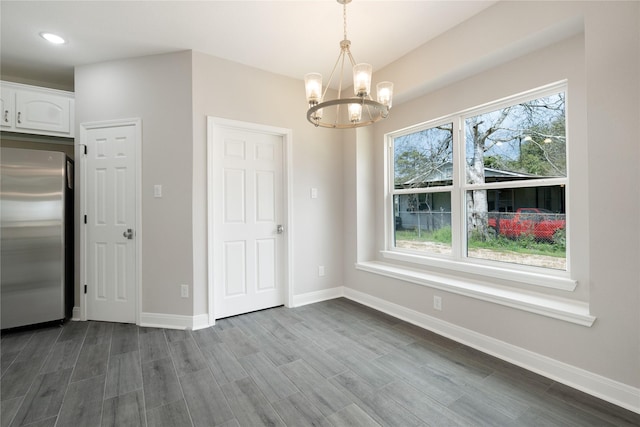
[304,0,393,129]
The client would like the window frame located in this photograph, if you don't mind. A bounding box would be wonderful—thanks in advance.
[383,81,574,291]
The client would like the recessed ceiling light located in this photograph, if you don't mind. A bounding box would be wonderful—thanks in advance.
[40,32,66,45]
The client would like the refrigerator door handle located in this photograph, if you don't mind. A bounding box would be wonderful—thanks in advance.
[123,228,134,239]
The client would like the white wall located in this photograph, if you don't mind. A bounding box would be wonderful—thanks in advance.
[344,0,639,399]
[75,51,195,316]
[191,52,345,316]
[74,50,346,320]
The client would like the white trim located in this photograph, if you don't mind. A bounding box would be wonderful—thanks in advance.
[384,82,573,291]
[292,286,345,307]
[79,133,87,322]
[284,127,294,308]
[206,117,293,322]
[71,306,81,321]
[380,250,576,291]
[140,312,209,331]
[192,314,209,330]
[79,118,142,325]
[356,261,594,326]
[342,287,639,415]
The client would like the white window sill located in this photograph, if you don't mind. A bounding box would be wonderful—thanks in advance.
[381,250,577,291]
[355,260,595,327]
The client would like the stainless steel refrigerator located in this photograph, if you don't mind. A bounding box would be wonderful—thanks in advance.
[1,147,74,329]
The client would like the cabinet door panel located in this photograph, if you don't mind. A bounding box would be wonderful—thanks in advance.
[16,91,71,134]
[0,88,14,129]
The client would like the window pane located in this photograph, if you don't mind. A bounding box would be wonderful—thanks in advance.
[394,192,452,255]
[465,92,566,184]
[394,123,453,188]
[466,185,566,270]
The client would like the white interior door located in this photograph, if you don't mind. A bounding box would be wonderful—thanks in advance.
[82,120,139,323]
[209,119,287,319]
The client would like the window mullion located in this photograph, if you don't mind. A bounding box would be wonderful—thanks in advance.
[451,116,465,260]
[385,138,394,250]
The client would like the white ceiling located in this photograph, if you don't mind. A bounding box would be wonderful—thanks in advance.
[1,1,497,90]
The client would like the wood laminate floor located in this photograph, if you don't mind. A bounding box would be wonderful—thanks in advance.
[1,298,638,427]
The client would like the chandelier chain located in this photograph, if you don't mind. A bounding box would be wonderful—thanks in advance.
[343,2,348,41]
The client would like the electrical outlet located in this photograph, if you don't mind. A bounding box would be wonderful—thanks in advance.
[318,266,325,277]
[180,284,189,298]
[433,295,442,311]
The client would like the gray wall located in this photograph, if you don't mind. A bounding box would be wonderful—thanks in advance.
[75,50,346,319]
[190,52,345,316]
[75,51,194,315]
[344,1,639,389]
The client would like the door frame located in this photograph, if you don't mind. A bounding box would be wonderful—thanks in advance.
[207,117,293,324]
[79,118,142,324]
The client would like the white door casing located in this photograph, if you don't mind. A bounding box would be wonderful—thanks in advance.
[80,119,141,323]
[208,117,292,321]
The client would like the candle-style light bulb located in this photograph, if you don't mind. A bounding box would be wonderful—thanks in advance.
[376,81,393,108]
[353,63,372,97]
[304,73,323,104]
[348,103,362,122]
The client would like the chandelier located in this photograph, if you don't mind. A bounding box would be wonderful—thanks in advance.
[304,0,393,129]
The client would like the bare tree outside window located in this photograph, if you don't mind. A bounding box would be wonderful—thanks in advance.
[464,92,567,269]
[465,94,565,236]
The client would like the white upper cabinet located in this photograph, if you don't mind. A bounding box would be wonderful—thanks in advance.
[1,87,15,129]
[1,81,74,137]
[15,91,72,134]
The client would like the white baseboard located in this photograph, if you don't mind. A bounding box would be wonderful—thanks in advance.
[140,312,210,330]
[291,286,345,307]
[343,287,640,415]
[192,314,211,330]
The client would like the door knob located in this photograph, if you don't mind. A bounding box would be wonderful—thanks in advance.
[277,224,284,234]
[123,228,134,239]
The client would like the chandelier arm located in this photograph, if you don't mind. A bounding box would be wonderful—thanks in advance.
[346,49,358,69]
[362,100,370,119]
[322,50,344,102]
[338,48,347,100]
[335,49,349,127]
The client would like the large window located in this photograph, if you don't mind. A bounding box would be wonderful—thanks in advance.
[388,84,568,275]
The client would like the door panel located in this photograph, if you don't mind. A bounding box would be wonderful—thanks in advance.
[84,123,137,323]
[256,238,276,291]
[212,125,285,318]
[224,241,247,297]
[256,171,275,221]
[224,169,245,222]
